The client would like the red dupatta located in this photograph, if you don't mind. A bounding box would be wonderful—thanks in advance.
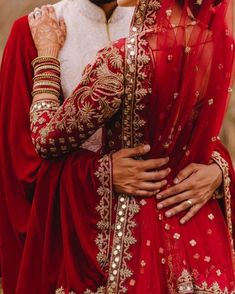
[0,17,113,294]
[25,0,235,292]
[1,1,235,293]
[103,0,235,292]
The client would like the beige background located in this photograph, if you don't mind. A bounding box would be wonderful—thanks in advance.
[0,0,234,161]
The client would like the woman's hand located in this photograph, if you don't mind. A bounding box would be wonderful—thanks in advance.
[28,5,66,58]
[112,145,170,197]
[156,163,223,224]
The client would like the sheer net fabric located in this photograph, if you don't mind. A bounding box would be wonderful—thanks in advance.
[135,0,234,171]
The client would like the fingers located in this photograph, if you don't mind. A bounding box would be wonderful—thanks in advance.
[59,18,67,35]
[163,198,195,218]
[173,163,201,184]
[134,190,159,197]
[28,12,34,25]
[40,6,49,16]
[156,179,190,200]
[141,168,171,182]
[137,180,168,192]
[157,191,191,210]
[141,157,169,170]
[114,145,151,159]
[180,203,203,224]
[47,5,57,21]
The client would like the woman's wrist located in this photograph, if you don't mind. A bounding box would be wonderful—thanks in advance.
[31,56,61,101]
[38,47,60,58]
[210,163,223,188]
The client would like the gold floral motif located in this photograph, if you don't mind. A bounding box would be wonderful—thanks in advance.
[118,198,140,293]
[177,269,194,293]
[55,287,76,294]
[195,282,235,294]
[176,270,235,294]
[83,287,106,294]
[130,0,161,35]
[94,155,113,269]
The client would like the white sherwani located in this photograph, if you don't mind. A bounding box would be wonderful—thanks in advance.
[54,0,134,97]
[53,0,134,151]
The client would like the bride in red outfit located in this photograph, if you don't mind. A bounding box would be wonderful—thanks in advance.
[27,0,234,293]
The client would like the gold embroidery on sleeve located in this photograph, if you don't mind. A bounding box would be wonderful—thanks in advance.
[31,45,124,158]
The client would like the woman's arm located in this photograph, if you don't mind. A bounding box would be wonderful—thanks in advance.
[29,7,125,158]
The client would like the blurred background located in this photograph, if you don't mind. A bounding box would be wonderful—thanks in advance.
[0,0,234,161]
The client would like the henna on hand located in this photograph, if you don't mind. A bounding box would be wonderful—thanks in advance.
[28,5,66,58]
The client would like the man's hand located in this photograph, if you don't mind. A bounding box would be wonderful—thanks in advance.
[156,163,223,224]
[112,145,170,197]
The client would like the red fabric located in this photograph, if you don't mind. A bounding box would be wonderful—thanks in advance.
[27,0,235,292]
[0,2,235,293]
[0,16,40,294]
[0,16,109,294]
[16,152,109,293]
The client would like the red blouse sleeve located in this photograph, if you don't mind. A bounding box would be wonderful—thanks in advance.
[30,40,125,158]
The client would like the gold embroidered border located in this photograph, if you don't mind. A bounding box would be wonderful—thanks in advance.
[94,155,113,269]
[105,30,142,293]
[106,31,152,294]
[83,286,106,294]
[130,0,161,35]
[176,269,235,294]
[211,151,235,267]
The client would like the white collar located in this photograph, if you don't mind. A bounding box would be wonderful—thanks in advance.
[69,0,130,23]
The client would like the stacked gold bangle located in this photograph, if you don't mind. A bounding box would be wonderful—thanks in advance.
[32,56,61,99]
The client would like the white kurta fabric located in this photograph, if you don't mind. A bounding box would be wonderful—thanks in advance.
[53,0,134,152]
[54,0,134,98]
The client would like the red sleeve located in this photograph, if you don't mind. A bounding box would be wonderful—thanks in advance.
[30,40,126,158]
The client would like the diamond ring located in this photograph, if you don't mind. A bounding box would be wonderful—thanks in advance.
[34,10,42,18]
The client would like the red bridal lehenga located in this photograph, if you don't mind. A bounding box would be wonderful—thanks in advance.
[0,0,235,293]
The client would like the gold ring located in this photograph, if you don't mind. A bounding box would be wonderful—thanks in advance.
[187,200,193,207]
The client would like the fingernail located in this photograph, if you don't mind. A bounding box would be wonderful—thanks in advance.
[173,178,179,184]
[165,211,172,217]
[180,219,185,224]
[156,189,160,193]
[157,203,163,209]
[165,157,170,161]
[156,194,162,199]
[144,145,151,152]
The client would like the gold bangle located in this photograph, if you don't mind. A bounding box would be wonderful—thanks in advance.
[32,56,60,67]
[34,65,60,74]
[33,81,61,89]
[32,89,60,98]
[33,74,61,81]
